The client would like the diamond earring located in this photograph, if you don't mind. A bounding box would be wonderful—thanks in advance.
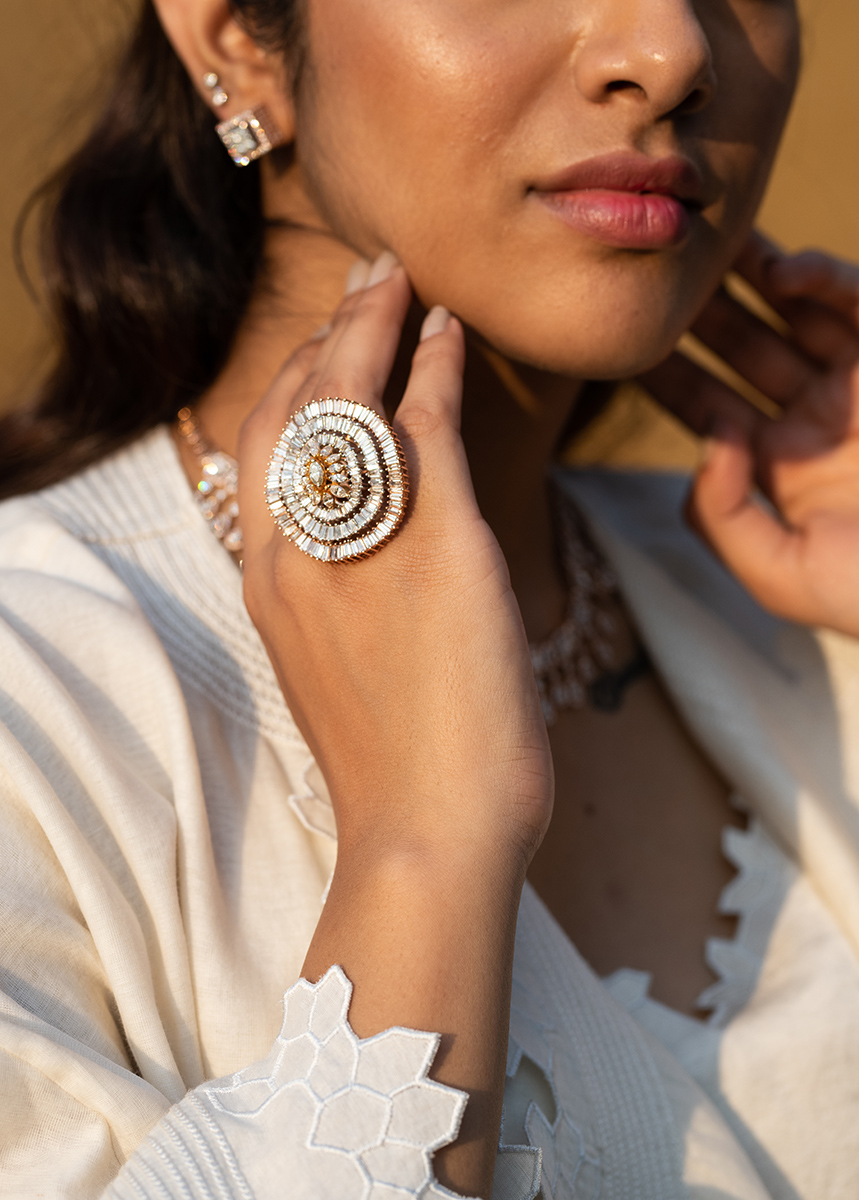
[203,71,229,107]
[215,107,285,167]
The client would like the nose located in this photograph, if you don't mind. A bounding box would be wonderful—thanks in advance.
[572,0,716,119]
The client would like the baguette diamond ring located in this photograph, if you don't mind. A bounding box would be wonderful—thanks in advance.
[265,398,409,562]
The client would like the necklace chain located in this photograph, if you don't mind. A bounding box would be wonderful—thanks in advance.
[176,409,644,722]
[177,407,244,555]
[530,487,620,724]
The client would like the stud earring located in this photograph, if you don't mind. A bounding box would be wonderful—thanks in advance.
[203,71,229,107]
[215,107,285,167]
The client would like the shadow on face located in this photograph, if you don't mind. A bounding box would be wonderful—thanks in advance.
[281,0,800,380]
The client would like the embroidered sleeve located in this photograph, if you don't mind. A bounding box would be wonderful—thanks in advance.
[105,966,478,1200]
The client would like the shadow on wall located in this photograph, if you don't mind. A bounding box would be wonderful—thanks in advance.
[2,0,858,469]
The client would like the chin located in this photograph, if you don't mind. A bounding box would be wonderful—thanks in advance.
[479,304,695,382]
[445,244,724,382]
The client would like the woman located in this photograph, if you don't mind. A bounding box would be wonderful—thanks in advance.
[3,0,859,1195]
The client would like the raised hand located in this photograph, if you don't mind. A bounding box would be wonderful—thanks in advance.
[238,255,552,860]
[641,231,859,639]
[236,254,553,1198]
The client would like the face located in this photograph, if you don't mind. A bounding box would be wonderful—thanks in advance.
[290,0,800,378]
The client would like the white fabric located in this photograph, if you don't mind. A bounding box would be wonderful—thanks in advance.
[565,470,859,1199]
[2,430,859,1198]
[106,965,470,1200]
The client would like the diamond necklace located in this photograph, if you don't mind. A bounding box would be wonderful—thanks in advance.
[530,485,651,724]
[530,489,618,724]
[176,410,649,722]
[177,407,244,555]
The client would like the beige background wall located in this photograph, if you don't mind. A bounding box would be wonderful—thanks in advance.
[1,0,128,409]
[2,0,858,460]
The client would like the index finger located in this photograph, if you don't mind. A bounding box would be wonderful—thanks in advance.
[237,255,414,554]
[734,232,859,322]
[305,253,412,415]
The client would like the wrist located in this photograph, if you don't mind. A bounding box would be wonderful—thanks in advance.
[333,800,536,894]
[304,830,525,1028]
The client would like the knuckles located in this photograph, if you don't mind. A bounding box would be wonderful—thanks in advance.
[396,402,447,442]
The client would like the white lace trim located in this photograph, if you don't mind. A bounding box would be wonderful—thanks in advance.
[698,801,792,1028]
[497,804,791,1200]
[604,799,792,1030]
[288,755,337,840]
[108,966,477,1200]
[499,979,601,1200]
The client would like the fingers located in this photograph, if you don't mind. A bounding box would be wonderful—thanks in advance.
[398,307,466,435]
[242,254,407,440]
[258,253,411,438]
[673,234,859,432]
[638,349,764,440]
[237,254,412,552]
[238,257,473,569]
[307,253,412,414]
[248,253,412,460]
[689,425,805,619]
[768,249,859,318]
[691,286,819,408]
[733,233,859,368]
[394,307,475,513]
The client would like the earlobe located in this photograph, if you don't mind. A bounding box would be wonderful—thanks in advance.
[150,0,297,142]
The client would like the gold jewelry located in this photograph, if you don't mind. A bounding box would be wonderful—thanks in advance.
[266,398,408,563]
[216,106,285,167]
[176,407,243,555]
[177,408,645,714]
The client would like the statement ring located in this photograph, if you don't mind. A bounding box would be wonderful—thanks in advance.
[265,397,409,562]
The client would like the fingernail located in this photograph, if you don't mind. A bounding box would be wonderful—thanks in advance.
[309,321,332,341]
[420,305,450,342]
[366,250,400,288]
[344,260,371,295]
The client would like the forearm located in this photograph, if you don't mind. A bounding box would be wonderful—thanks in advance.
[238,258,552,1198]
[303,831,526,1199]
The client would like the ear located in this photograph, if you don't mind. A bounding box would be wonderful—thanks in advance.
[152,0,297,142]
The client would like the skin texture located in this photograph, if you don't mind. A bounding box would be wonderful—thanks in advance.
[293,0,799,378]
[145,0,859,1195]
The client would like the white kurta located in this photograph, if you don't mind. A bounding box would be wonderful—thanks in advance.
[1,427,858,1199]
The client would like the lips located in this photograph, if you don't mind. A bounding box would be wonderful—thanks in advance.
[530,152,704,250]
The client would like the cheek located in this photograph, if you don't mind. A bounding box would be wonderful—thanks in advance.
[296,0,802,379]
[298,0,559,254]
[705,7,800,225]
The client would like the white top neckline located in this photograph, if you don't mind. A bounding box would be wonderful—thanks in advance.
[602,802,792,1032]
[7,424,859,1199]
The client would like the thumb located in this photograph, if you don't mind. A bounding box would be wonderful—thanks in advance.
[689,422,803,619]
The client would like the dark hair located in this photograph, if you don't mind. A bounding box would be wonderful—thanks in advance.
[0,0,303,499]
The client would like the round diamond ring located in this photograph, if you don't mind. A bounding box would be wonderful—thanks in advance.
[265,398,409,562]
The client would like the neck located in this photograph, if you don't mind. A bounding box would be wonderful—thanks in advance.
[188,163,584,640]
[459,346,583,638]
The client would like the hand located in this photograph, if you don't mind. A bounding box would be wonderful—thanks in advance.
[237,255,552,1197]
[238,254,552,869]
[641,231,859,638]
